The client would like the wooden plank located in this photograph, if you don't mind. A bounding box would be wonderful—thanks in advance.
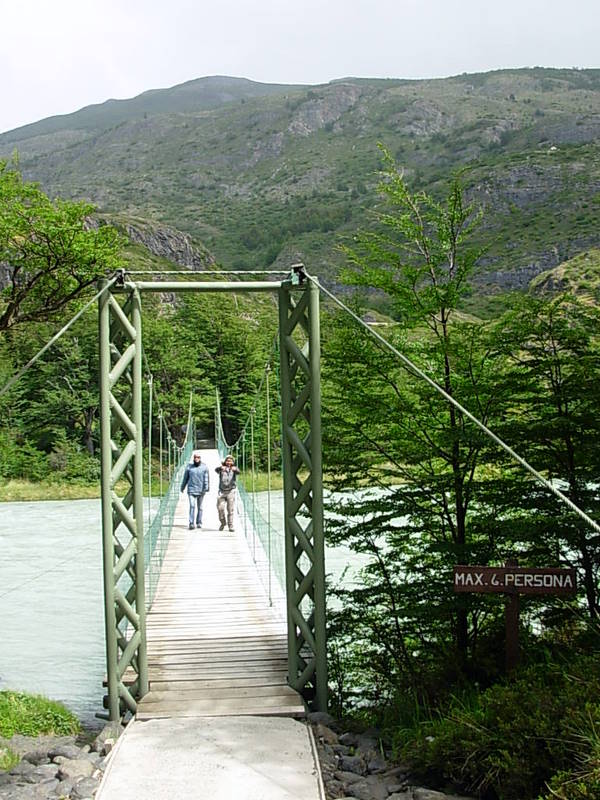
[142,685,300,703]
[138,452,298,720]
[137,694,305,718]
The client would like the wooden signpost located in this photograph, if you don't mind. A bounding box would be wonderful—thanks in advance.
[453,561,577,671]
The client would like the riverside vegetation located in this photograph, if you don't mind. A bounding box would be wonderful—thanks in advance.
[2,73,600,797]
[0,690,123,799]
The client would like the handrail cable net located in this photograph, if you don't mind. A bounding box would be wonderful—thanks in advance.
[215,341,285,615]
[142,350,195,608]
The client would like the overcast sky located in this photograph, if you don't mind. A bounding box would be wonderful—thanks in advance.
[2,0,599,134]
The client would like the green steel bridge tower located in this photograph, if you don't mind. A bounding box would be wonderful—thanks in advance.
[98,266,327,720]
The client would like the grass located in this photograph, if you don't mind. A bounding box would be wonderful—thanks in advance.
[0,690,80,740]
[0,477,168,503]
[0,747,19,771]
[239,470,284,492]
[0,480,103,502]
[0,473,283,502]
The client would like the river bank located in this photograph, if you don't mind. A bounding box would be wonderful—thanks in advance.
[0,711,473,800]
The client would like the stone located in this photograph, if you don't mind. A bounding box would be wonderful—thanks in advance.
[49,744,85,761]
[71,776,101,798]
[382,767,409,779]
[388,793,413,800]
[339,731,359,746]
[347,777,390,800]
[314,723,338,745]
[357,733,379,752]
[339,754,366,775]
[22,750,51,766]
[413,789,474,800]
[1,784,57,800]
[333,744,351,756]
[334,769,364,785]
[368,755,388,773]
[387,783,409,794]
[56,758,95,781]
[53,777,75,796]
[307,710,336,727]
[30,764,60,783]
[0,735,76,759]
[9,761,36,779]
[92,722,124,755]
[325,779,349,799]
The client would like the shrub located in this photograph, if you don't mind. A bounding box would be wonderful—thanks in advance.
[0,430,47,481]
[400,656,600,800]
[47,434,100,483]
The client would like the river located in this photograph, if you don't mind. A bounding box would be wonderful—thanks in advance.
[0,494,370,724]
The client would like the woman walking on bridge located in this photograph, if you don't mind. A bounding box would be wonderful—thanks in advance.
[215,455,240,532]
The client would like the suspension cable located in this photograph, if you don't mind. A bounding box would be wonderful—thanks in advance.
[147,374,153,521]
[0,275,119,398]
[308,273,600,536]
[266,363,272,605]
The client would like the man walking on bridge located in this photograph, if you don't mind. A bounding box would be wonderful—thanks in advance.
[180,452,209,530]
[216,455,240,532]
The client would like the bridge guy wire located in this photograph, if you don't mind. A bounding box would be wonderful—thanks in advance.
[309,272,600,536]
[0,275,120,399]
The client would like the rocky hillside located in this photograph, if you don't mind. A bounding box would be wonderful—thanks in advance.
[2,70,600,302]
[108,215,216,271]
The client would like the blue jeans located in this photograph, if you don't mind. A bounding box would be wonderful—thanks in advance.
[188,493,206,526]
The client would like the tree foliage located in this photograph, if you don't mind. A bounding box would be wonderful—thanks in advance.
[0,159,122,331]
[323,152,600,715]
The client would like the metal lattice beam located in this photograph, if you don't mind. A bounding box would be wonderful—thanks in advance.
[99,283,148,720]
[278,278,327,710]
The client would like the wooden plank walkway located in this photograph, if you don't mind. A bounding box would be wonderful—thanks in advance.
[136,449,304,720]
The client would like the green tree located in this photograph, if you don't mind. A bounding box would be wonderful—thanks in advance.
[0,158,122,331]
[323,152,514,705]
[493,293,600,620]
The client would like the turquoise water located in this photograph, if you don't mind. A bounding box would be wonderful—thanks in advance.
[0,499,106,725]
[0,494,371,723]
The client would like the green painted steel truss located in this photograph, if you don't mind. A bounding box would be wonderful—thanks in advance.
[279,280,327,711]
[98,270,326,719]
[98,283,148,720]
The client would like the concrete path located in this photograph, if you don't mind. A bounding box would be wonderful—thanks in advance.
[96,716,324,800]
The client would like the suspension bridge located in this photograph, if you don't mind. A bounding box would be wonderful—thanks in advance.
[3,263,598,799]
[93,266,328,798]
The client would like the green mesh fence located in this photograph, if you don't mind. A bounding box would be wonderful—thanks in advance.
[144,434,194,608]
[216,390,286,618]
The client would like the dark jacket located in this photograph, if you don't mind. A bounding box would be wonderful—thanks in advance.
[181,462,209,494]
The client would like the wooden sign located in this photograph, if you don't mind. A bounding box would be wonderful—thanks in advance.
[454,565,576,595]
[453,561,577,672]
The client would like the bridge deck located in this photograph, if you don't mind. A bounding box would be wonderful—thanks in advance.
[136,449,304,719]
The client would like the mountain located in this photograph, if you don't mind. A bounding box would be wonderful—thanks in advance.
[1,76,302,143]
[2,70,600,307]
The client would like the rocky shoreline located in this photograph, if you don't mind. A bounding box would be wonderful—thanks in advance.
[0,722,122,800]
[1,714,473,800]
[308,712,473,800]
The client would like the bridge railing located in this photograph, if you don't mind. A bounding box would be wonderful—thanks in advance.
[144,435,194,608]
[215,390,286,617]
[143,389,195,608]
[236,480,286,619]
